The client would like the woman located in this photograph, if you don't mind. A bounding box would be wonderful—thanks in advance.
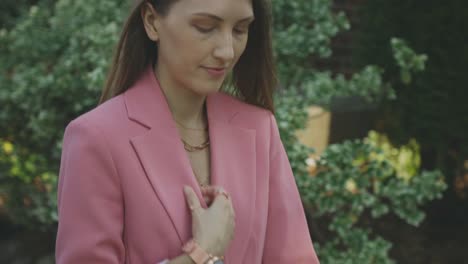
[55,0,320,263]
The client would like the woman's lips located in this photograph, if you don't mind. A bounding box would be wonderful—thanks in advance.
[202,66,226,78]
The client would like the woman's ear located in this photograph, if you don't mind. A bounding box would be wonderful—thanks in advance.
[141,2,160,42]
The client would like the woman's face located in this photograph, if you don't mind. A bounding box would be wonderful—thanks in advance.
[144,0,254,96]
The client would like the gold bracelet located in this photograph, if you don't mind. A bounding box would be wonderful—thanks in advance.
[205,254,224,264]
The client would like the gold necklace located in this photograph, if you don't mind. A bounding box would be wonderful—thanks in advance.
[193,169,209,187]
[174,119,208,131]
[175,118,209,152]
[182,137,210,152]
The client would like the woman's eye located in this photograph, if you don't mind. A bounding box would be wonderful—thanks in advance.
[195,25,214,33]
[234,27,248,35]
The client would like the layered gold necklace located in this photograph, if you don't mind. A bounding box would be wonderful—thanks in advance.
[181,138,210,152]
[174,119,210,152]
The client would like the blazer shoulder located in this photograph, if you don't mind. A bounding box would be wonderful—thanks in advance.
[217,92,282,158]
[67,95,127,133]
[216,92,273,123]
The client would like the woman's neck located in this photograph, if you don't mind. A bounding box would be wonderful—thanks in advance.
[154,67,208,129]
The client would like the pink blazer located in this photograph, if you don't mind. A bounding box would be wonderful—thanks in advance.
[55,67,320,264]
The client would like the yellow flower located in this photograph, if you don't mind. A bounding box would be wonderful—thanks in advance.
[306,155,321,177]
[345,179,358,194]
[2,142,14,155]
[41,172,51,181]
[306,157,317,175]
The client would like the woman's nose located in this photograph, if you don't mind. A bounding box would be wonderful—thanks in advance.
[213,33,235,62]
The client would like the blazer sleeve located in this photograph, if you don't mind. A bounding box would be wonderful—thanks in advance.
[262,114,320,264]
[55,119,126,263]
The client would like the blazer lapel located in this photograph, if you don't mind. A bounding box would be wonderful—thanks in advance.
[126,67,203,244]
[125,67,256,258]
[206,95,256,262]
[130,129,201,243]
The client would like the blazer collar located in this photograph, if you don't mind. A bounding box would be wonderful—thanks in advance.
[125,66,256,262]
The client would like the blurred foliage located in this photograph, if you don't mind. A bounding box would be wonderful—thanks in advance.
[365,130,421,182]
[354,0,468,168]
[0,0,128,229]
[272,0,445,262]
[272,0,396,107]
[390,38,427,85]
[272,0,349,85]
[302,132,446,263]
[454,162,468,200]
[0,0,447,262]
[275,95,446,263]
[0,0,41,29]
[0,138,57,229]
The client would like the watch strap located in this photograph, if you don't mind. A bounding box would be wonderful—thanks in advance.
[182,239,211,264]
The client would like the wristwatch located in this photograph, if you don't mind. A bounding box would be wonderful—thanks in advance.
[182,239,224,264]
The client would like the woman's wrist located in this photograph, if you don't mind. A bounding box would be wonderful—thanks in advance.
[202,241,225,258]
[183,239,225,264]
[167,253,195,264]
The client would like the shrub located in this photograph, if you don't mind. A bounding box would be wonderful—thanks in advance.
[0,138,57,229]
[0,0,128,229]
[272,0,446,262]
[302,132,446,263]
[354,0,468,167]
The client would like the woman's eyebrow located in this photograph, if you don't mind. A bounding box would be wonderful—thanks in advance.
[191,12,255,23]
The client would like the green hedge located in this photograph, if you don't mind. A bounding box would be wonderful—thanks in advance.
[354,0,468,165]
[0,0,128,228]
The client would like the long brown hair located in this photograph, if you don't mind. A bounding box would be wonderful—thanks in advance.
[100,0,277,113]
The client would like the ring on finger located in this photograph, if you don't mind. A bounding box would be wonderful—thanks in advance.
[215,188,230,200]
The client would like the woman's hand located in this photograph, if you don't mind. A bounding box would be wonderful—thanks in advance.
[183,185,235,257]
[200,185,221,206]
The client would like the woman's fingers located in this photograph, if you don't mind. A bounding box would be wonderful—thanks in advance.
[184,186,202,214]
[201,186,216,197]
[184,185,222,209]
[202,186,229,199]
[201,186,217,205]
[194,185,234,208]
